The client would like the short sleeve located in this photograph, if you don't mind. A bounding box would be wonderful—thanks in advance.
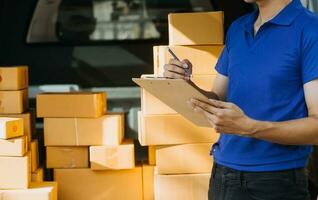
[215,46,230,76]
[301,21,318,84]
[215,20,234,77]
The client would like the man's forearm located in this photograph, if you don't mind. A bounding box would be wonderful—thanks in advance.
[251,117,318,145]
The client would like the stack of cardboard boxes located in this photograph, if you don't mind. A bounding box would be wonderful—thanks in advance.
[138,12,224,200]
[0,66,57,200]
[37,92,147,200]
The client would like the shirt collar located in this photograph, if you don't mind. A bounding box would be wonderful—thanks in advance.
[242,0,304,32]
[269,0,303,26]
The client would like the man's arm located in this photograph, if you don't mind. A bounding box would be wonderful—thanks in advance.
[190,79,318,146]
[212,73,229,101]
[251,79,318,145]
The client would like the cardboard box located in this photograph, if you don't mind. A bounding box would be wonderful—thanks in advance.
[36,92,106,118]
[54,167,143,200]
[0,136,27,156]
[142,165,154,200]
[141,88,175,115]
[31,139,38,172]
[0,182,57,200]
[141,75,215,115]
[0,117,24,139]
[153,45,223,76]
[46,146,89,169]
[148,146,156,165]
[0,66,28,90]
[168,12,224,45]
[155,173,210,200]
[138,111,219,146]
[90,139,135,170]
[0,152,30,189]
[31,167,44,182]
[44,114,124,146]
[0,89,28,114]
[0,112,32,143]
[156,143,213,174]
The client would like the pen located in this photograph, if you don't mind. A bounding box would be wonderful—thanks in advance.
[167,47,192,78]
[167,47,181,61]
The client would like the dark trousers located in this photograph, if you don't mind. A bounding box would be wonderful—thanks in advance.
[208,163,310,200]
[308,179,318,200]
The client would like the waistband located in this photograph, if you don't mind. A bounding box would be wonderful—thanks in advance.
[213,162,306,177]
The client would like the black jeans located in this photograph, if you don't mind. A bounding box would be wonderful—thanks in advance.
[308,179,318,200]
[208,163,310,200]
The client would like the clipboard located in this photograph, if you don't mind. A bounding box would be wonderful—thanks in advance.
[133,77,216,127]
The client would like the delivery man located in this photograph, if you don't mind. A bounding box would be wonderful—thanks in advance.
[163,0,318,199]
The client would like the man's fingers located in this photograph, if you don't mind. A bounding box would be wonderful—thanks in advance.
[190,99,221,115]
[202,110,225,126]
[164,64,186,75]
[163,70,186,79]
[169,58,184,68]
[208,99,234,109]
[205,118,230,133]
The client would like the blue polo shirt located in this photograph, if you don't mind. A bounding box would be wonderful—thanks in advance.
[212,0,318,171]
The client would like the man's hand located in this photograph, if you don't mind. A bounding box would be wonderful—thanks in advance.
[163,59,192,80]
[188,98,257,136]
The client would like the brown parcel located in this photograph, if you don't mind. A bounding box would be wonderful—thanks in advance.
[0,136,27,157]
[0,66,28,90]
[44,114,124,146]
[0,89,28,114]
[46,146,89,169]
[0,152,30,189]
[138,111,219,146]
[155,173,210,200]
[36,92,106,118]
[153,45,223,76]
[31,167,44,182]
[141,75,215,115]
[168,12,224,45]
[54,167,143,200]
[90,139,134,170]
[31,139,38,172]
[142,164,154,200]
[148,146,156,165]
[0,117,24,139]
[0,182,57,200]
[156,143,213,174]
[0,112,32,143]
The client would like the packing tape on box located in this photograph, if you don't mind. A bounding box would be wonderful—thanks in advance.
[105,147,119,168]
[74,118,80,145]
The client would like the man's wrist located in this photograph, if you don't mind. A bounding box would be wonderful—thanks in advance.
[246,118,273,137]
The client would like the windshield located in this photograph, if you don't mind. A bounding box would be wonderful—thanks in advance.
[27,0,214,44]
